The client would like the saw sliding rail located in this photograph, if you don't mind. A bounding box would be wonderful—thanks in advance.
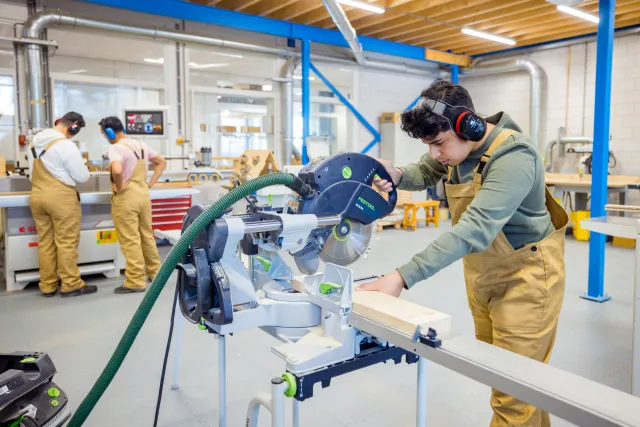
[348,314,640,427]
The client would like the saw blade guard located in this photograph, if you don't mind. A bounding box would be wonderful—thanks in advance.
[293,153,397,269]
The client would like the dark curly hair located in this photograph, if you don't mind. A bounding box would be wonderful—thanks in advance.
[400,81,476,140]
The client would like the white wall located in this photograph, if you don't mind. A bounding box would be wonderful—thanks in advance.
[461,34,640,179]
[355,69,435,156]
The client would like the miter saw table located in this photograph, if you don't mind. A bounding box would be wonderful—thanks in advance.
[158,153,640,427]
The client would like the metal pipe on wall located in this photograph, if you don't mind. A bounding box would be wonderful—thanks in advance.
[461,58,543,151]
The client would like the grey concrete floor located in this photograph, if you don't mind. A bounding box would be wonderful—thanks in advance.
[0,220,636,427]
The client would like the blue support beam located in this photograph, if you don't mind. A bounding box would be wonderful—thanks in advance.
[308,63,381,155]
[302,39,311,165]
[582,0,616,303]
[450,65,459,84]
[78,0,454,65]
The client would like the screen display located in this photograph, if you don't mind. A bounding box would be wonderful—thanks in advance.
[124,110,164,136]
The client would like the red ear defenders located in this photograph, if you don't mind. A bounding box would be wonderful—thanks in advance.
[424,98,487,142]
[55,118,82,136]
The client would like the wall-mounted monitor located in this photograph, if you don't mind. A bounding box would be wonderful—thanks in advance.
[124,110,165,136]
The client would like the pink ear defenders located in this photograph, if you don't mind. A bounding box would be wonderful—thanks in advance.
[424,98,487,142]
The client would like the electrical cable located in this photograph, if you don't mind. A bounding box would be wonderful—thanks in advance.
[152,277,180,427]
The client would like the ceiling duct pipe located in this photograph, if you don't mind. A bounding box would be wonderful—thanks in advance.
[321,0,366,66]
[460,59,543,151]
[24,10,445,163]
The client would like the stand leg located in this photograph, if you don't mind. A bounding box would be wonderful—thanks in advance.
[171,299,183,390]
[417,357,427,427]
[271,378,287,427]
[218,335,227,427]
[633,228,640,396]
[292,398,300,427]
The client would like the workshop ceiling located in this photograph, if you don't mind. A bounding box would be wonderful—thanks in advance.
[189,0,640,56]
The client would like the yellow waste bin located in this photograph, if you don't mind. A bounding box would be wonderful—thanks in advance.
[570,210,590,241]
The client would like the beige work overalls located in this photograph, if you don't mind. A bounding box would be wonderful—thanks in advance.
[110,141,161,290]
[445,129,568,427]
[29,138,86,294]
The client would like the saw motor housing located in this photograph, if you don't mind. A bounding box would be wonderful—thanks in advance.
[176,152,398,375]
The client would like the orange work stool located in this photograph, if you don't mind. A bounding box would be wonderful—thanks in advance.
[402,200,440,231]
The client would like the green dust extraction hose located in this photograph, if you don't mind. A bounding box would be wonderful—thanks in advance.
[67,172,303,427]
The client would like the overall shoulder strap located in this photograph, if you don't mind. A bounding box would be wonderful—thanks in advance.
[31,137,67,159]
[473,129,517,175]
[118,140,143,160]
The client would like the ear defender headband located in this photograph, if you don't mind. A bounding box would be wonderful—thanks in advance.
[55,118,82,136]
[424,98,487,142]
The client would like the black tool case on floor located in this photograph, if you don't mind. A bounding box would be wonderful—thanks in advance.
[0,352,70,427]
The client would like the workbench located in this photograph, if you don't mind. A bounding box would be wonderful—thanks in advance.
[0,187,198,292]
[546,173,640,211]
[580,206,640,397]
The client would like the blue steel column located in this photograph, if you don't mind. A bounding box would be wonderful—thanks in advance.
[302,39,311,165]
[583,0,615,303]
[450,64,459,84]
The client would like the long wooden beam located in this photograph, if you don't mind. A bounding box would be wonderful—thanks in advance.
[267,0,329,21]
[464,15,640,55]
[440,3,639,54]
[348,0,457,32]
[397,1,555,45]
[372,0,534,41]
[242,0,300,17]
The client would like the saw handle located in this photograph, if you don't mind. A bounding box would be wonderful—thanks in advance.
[373,163,398,209]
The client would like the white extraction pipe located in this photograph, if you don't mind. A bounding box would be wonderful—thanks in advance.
[321,0,366,66]
[460,59,544,151]
[23,10,444,159]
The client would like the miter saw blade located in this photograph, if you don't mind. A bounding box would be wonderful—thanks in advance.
[319,218,374,266]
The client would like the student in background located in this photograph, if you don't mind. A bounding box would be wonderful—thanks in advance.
[99,116,166,294]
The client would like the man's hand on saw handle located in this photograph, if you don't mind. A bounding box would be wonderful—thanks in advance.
[373,158,402,193]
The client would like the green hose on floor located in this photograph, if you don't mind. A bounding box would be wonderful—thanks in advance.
[67,172,298,427]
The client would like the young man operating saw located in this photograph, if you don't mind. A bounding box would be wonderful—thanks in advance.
[358,81,569,427]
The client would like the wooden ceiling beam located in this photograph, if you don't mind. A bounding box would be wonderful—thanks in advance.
[465,15,640,56]
[455,12,640,55]
[375,0,534,41]
[209,0,250,10]
[267,0,327,21]
[439,3,640,53]
[356,0,490,37]
[400,2,565,45]
[242,0,300,16]
[347,0,456,32]
[313,0,415,28]
[295,1,385,26]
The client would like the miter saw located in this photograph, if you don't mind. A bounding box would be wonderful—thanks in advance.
[173,153,421,424]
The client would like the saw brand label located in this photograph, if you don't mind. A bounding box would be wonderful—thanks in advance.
[357,197,375,212]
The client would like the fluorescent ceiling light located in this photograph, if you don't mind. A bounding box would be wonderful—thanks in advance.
[262,84,273,91]
[557,5,599,23]
[338,0,384,14]
[189,62,228,69]
[295,91,303,96]
[293,75,316,80]
[67,69,88,74]
[144,57,164,64]
[461,28,516,46]
[210,51,243,59]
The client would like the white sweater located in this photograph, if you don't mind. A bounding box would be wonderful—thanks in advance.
[27,129,90,187]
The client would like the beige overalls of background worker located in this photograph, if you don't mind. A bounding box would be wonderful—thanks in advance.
[99,116,166,294]
[27,111,97,298]
[359,81,569,427]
